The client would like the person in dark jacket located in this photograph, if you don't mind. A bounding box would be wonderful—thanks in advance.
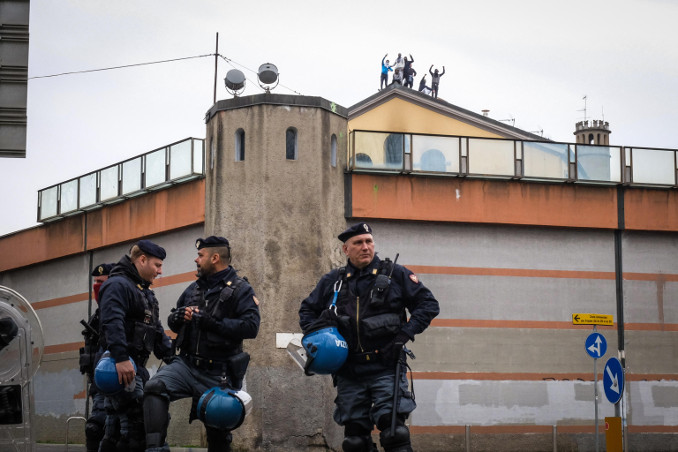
[299,223,439,452]
[143,236,261,452]
[79,263,113,452]
[98,240,172,452]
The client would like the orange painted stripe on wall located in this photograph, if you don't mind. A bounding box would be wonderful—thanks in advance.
[411,371,678,382]
[431,318,678,332]
[408,264,678,282]
[31,271,196,310]
[410,424,678,435]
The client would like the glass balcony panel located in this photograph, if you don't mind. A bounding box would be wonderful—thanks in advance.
[39,186,58,220]
[100,166,119,201]
[412,135,459,173]
[631,148,675,185]
[79,173,97,208]
[468,138,515,176]
[353,131,403,170]
[60,180,78,213]
[193,139,204,174]
[145,149,167,187]
[170,140,193,179]
[576,145,622,182]
[122,158,142,195]
[523,142,569,179]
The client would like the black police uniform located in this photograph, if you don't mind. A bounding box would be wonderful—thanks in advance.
[98,254,172,452]
[299,224,439,452]
[143,258,260,452]
[79,263,113,452]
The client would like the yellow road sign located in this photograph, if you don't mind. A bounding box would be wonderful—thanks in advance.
[572,313,613,326]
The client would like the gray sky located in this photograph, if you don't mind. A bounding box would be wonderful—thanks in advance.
[2,0,677,236]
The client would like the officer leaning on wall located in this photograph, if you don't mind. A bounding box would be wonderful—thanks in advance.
[79,262,113,452]
[97,240,173,452]
[299,223,440,452]
[143,236,261,452]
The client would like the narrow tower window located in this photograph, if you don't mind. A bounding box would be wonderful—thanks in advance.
[235,129,245,161]
[330,134,337,167]
[286,127,298,160]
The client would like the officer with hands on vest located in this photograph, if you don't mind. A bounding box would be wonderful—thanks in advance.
[299,223,440,452]
[98,240,172,452]
[143,236,261,452]
[80,262,113,452]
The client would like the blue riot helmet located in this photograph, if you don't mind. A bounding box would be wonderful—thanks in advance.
[301,326,348,375]
[94,352,136,395]
[197,387,252,430]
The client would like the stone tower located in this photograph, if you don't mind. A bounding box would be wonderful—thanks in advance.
[204,92,349,450]
[574,119,611,145]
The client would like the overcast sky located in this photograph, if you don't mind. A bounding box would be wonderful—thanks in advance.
[1,0,677,236]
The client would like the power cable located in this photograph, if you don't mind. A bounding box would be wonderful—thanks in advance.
[28,54,215,79]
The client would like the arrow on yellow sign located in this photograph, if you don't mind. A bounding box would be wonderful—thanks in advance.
[572,313,613,325]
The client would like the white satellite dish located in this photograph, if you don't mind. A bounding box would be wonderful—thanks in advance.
[225,69,246,97]
[257,63,279,92]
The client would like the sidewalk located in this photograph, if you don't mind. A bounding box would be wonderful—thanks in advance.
[37,445,207,452]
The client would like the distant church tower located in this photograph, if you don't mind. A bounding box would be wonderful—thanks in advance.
[574,119,611,145]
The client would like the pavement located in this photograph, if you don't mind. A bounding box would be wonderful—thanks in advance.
[36,445,207,452]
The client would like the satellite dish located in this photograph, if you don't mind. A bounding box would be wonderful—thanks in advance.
[224,69,246,97]
[257,63,279,92]
[0,286,44,450]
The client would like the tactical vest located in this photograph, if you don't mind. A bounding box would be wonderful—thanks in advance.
[334,258,405,354]
[177,276,247,361]
[100,281,160,365]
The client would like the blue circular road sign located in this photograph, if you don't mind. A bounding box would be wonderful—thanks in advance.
[585,332,607,359]
[603,357,624,404]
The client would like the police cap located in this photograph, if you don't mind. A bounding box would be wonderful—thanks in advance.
[196,236,230,250]
[91,263,114,277]
[338,223,373,243]
[136,239,167,260]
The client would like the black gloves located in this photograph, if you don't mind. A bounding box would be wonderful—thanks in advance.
[169,307,188,325]
[193,312,219,332]
[379,331,410,366]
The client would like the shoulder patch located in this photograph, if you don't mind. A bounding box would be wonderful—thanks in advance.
[253,296,260,306]
[409,274,419,284]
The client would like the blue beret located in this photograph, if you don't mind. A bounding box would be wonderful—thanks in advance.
[338,222,373,243]
[91,263,114,277]
[195,236,230,250]
[136,239,166,260]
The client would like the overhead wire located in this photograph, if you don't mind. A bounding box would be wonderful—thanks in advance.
[28,54,215,79]
[29,52,305,96]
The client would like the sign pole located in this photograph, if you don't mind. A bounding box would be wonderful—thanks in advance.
[593,325,599,452]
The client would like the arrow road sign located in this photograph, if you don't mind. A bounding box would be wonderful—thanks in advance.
[573,313,613,326]
[585,333,607,359]
[603,357,624,404]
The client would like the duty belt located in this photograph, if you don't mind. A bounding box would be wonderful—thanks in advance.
[183,354,229,372]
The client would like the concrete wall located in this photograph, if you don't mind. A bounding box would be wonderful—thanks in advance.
[204,94,349,450]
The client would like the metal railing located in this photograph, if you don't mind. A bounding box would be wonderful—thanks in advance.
[37,137,205,222]
[348,130,678,188]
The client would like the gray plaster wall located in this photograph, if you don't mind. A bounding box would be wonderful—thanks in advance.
[204,98,349,451]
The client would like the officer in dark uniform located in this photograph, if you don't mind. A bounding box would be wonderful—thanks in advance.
[143,236,261,452]
[299,223,439,452]
[79,263,113,452]
[98,240,172,452]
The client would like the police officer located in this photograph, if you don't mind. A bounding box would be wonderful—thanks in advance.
[98,240,172,452]
[143,236,261,452]
[79,263,113,452]
[299,223,439,452]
